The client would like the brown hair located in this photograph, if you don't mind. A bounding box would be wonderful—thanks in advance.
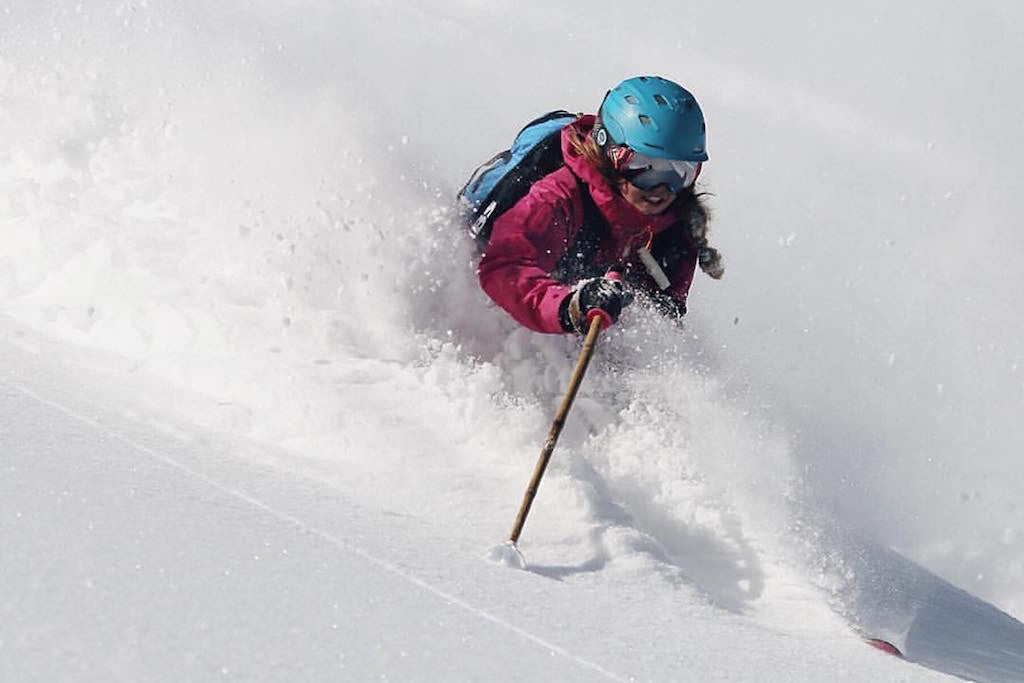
[567,127,618,182]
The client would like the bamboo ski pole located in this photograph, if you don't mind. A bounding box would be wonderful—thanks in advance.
[508,312,605,545]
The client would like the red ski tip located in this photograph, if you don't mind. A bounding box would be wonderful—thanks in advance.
[865,638,904,658]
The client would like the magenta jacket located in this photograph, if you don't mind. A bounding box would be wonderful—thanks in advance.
[478,115,698,333]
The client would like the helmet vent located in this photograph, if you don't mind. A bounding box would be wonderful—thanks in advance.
[602,76,707,161]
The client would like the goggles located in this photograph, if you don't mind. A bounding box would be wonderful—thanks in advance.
[618,151,701,193]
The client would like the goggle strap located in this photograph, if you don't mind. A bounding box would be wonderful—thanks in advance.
[607,145,634,170]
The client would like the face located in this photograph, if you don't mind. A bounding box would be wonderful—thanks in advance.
[616,178,677,215]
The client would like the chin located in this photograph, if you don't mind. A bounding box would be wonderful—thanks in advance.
[640,201,672,215]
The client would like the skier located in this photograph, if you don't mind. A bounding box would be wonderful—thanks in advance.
[473,76,723,334]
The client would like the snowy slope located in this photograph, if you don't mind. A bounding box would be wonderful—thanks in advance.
[2,325,951,682]
[2,1,1023,681]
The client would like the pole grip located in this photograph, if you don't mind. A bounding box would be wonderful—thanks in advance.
[582,269,622,329]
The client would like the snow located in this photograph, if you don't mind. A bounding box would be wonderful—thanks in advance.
[1,0,1023,681]
[1,329,945,682]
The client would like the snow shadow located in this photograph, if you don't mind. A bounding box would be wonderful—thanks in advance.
[529,456,765,614]
[525,525,614,581]
[838,539,1024,682]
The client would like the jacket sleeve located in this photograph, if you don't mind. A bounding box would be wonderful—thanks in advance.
[477,176,582,334]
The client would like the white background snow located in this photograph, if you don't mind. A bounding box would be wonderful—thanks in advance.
[2,1,1023,681]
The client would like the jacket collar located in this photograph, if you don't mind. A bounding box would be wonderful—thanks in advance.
[560,115,685,237]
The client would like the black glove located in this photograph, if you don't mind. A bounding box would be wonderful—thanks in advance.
[698,246,724,279]
[650,292,687,320]
[559,276,633,333]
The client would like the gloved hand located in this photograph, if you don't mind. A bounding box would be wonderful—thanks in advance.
[698,246,725,279]
[560,276,634,333]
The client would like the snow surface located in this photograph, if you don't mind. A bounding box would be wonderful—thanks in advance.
[2,1,1023,681]
[2,328,949,682]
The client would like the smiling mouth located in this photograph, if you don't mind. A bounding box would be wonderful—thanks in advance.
[642,195,666,204]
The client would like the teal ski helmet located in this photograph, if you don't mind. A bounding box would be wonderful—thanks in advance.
[595,76,708,162]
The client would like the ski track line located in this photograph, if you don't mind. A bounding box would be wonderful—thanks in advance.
[6,380,628,683]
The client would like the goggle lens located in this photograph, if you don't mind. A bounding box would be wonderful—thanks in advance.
[621,154,701,193]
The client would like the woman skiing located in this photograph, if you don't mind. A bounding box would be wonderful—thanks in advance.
[468,76,723,334]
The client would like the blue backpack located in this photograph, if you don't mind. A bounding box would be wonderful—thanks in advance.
[458,110,602,247]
